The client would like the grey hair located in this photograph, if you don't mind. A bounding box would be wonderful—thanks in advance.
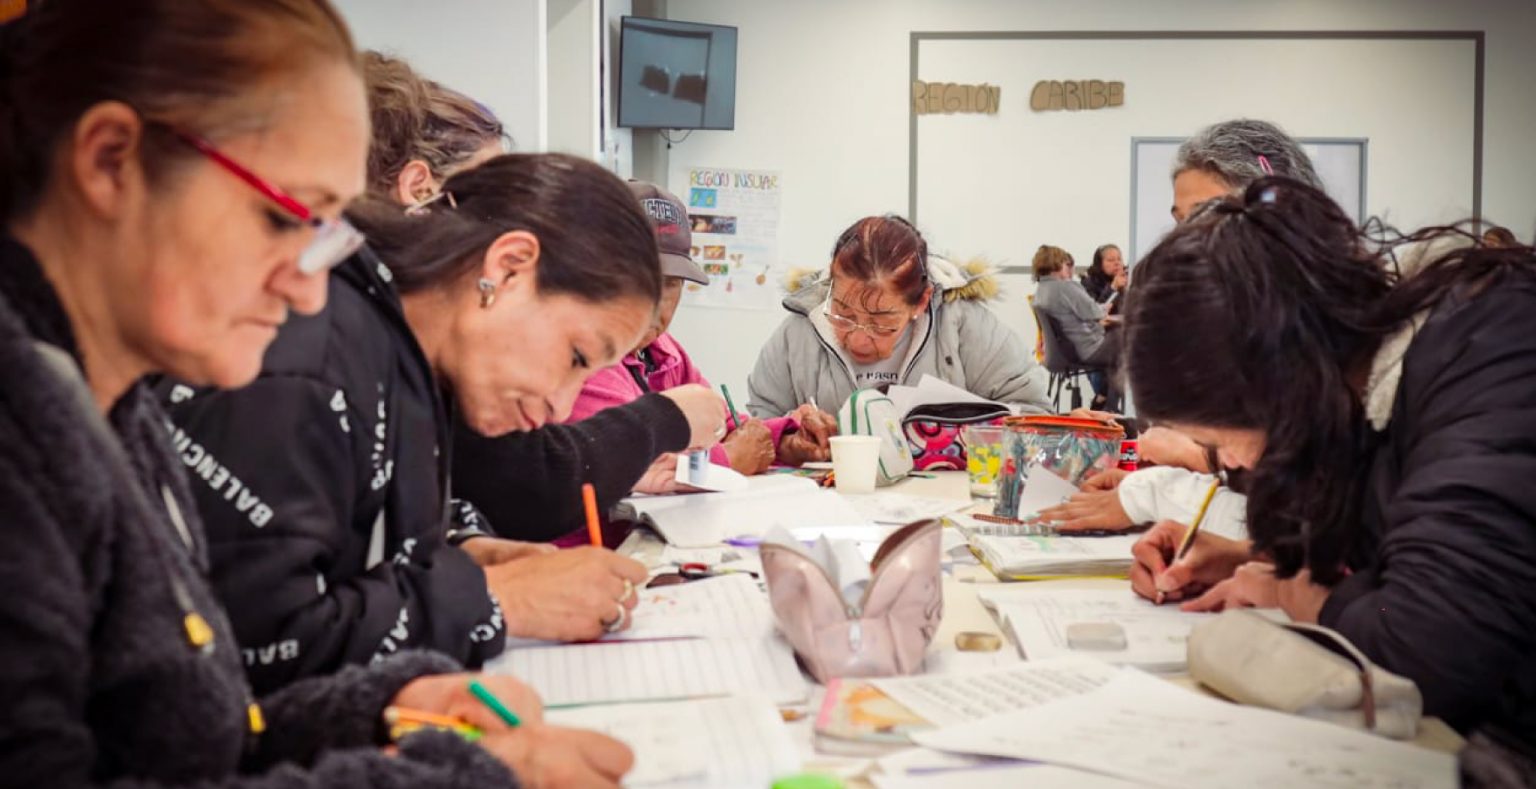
[1172,119,1322,189]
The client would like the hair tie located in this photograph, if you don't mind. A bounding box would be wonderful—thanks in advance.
[404,190,457,216]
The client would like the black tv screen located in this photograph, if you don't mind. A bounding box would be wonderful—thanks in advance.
[618,16,737,130]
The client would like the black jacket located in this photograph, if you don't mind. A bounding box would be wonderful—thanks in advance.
[451,392,691,542]
[158,249,503,696]
[1079,269,1121,314]
[0,237,513,787]
[1320,268,1536,752]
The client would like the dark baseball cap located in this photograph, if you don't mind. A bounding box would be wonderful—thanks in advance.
[628,180,710,285]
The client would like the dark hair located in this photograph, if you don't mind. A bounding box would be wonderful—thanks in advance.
[829,214,929,307]
[347,153,660,304]
[1031,244,1073,282]
[1088,244,1121,278]
[1124,177,1536,582]
[0,0,357,220]
[361,51,509,197]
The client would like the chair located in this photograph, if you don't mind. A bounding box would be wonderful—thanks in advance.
[1030,303,1094,411]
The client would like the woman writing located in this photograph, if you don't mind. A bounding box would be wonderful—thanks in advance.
[1123,179,1535,779]
[0,1,628,786]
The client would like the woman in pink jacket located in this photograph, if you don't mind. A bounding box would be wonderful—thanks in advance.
[567,182,836,475]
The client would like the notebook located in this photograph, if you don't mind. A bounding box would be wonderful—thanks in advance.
[949,513,1137,580]
[615,475,875,548]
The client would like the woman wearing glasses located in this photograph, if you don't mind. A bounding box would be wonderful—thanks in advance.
[0,2,628,788]
[747,214,1052,418]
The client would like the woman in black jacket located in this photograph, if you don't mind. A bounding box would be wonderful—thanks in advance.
[1078,243,1127,310]
[1123,179,1536,782]
[0,2,628,787]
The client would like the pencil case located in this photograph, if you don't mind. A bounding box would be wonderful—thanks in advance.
[995,416,1123,519]
[1188,609,1423,739]
[761,519,943,684]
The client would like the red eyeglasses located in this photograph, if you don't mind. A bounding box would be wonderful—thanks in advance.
[172,130,364,274]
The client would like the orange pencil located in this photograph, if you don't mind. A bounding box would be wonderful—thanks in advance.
[582,482,602,547]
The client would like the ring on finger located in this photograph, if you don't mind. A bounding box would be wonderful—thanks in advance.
[619,578,635,604]
[602,602,628,633]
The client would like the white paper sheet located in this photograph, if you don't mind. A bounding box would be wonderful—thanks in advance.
[617,476,873,547]
[913,670,1457,789]
[545,695,801,788]
[870,656,1119,726]
[610,574,776,641]
[1015,462,1079,517]
[978,587,1217,671]
[885,374,1009,420]
[871,764,1143,789]
[488,636,809,707]
[846,492,971,524]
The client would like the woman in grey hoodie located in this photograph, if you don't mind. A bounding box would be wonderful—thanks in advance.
[747,215,1051,418]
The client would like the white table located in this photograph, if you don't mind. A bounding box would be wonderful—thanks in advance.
[615,470,1462,784]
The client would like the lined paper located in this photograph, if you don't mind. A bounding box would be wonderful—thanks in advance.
[611,574,776,641]
[490,636,809,707]
[871,656,1118,726]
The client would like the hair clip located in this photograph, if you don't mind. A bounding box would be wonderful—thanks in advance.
[1257,155,1275,176]
[404,191,458,216]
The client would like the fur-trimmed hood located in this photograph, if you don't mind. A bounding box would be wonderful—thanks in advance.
[781,255,1000,316]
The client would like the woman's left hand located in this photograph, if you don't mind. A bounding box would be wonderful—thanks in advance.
[390,672,545,731]
[1181,561,1280,613]
[458,537,557,567]
[1038,489,1135,532]
[1275,569,1329,624]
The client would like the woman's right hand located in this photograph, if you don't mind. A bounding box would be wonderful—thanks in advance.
[1129,520,1253,604]
[478,725,634,788]
[659,384,727,449]
[722,419,775,475]
[484,547,647,642]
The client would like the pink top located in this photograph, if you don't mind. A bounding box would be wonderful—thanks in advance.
[566,332,798,466]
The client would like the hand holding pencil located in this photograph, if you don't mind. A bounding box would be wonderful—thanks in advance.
[1127,482,1255,605]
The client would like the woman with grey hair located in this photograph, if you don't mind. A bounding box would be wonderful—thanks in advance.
[1170,118,1321,222]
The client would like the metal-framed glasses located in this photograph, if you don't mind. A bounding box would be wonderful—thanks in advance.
[822,300,906,338]
[172,130,364,274]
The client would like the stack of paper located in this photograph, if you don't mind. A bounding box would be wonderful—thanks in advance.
[546,695,801,788]
[847,492,971,524]
[951,514,1138,580]
[913,670,1456,789]
[615,475,874,547]
[885,374,1015,420]
[610,574,776,641]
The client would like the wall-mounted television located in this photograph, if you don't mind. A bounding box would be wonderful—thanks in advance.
[617,16,737,130]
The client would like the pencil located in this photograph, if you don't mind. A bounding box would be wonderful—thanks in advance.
[1159,478,1221,604]
[468,679,523,727]
[383,706,483,741]
[582,482,602,547]
[720,384,741,431]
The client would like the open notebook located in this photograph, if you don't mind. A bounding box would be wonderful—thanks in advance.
[614,475,875,547]
[949,513,1137,580]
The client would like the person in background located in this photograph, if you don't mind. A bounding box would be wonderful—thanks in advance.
[1032,244,1122,412]
[1045,118,1325,537]
[0,2,627,787]
[1079,242,1128,312]
[1124,179,1536,784]
[748,214,1051,417]
[566,181,836,477]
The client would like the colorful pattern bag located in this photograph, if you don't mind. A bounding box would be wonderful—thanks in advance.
[900,402,1011,472]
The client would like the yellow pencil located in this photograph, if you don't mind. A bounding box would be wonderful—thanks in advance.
[1158,478,1222,605]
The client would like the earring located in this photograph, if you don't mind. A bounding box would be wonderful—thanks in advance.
[477,278,496,309]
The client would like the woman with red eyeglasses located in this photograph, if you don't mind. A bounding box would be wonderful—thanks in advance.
[0,2,627,788]
[747,214,1054,418]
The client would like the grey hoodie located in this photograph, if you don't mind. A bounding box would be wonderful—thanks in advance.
[746,257,1052,417]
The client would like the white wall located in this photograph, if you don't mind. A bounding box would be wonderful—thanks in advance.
[546,0,601,157]
[660,0,1536,404]
[333,0,544,150]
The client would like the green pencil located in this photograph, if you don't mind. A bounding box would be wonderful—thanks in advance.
[721,384,741,431]
[467,679,522,727]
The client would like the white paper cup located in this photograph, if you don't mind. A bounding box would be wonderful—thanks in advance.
[830,435,883,494]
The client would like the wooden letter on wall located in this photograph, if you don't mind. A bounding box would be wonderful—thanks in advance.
[1030,79,1125,112]
[912,81,1001,115]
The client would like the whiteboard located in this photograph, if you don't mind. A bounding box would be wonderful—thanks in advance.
[1131,138,1368,264]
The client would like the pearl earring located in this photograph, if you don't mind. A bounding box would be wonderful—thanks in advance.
[477,278,496,309]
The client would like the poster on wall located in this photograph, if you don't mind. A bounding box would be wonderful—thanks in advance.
[679,167,783,310]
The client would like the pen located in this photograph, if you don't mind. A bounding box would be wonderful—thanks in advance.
[1158,478,1221,604]
[384,706,482,742]
[467,679,523,727]
[582,482,602,548]
[720,384,741,431]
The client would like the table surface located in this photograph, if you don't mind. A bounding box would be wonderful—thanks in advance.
[615,470,1463,782]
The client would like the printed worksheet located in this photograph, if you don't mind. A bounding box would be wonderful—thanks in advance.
[870,656,1118,726]
[913,670,1456,789]
[610,574,776,641]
